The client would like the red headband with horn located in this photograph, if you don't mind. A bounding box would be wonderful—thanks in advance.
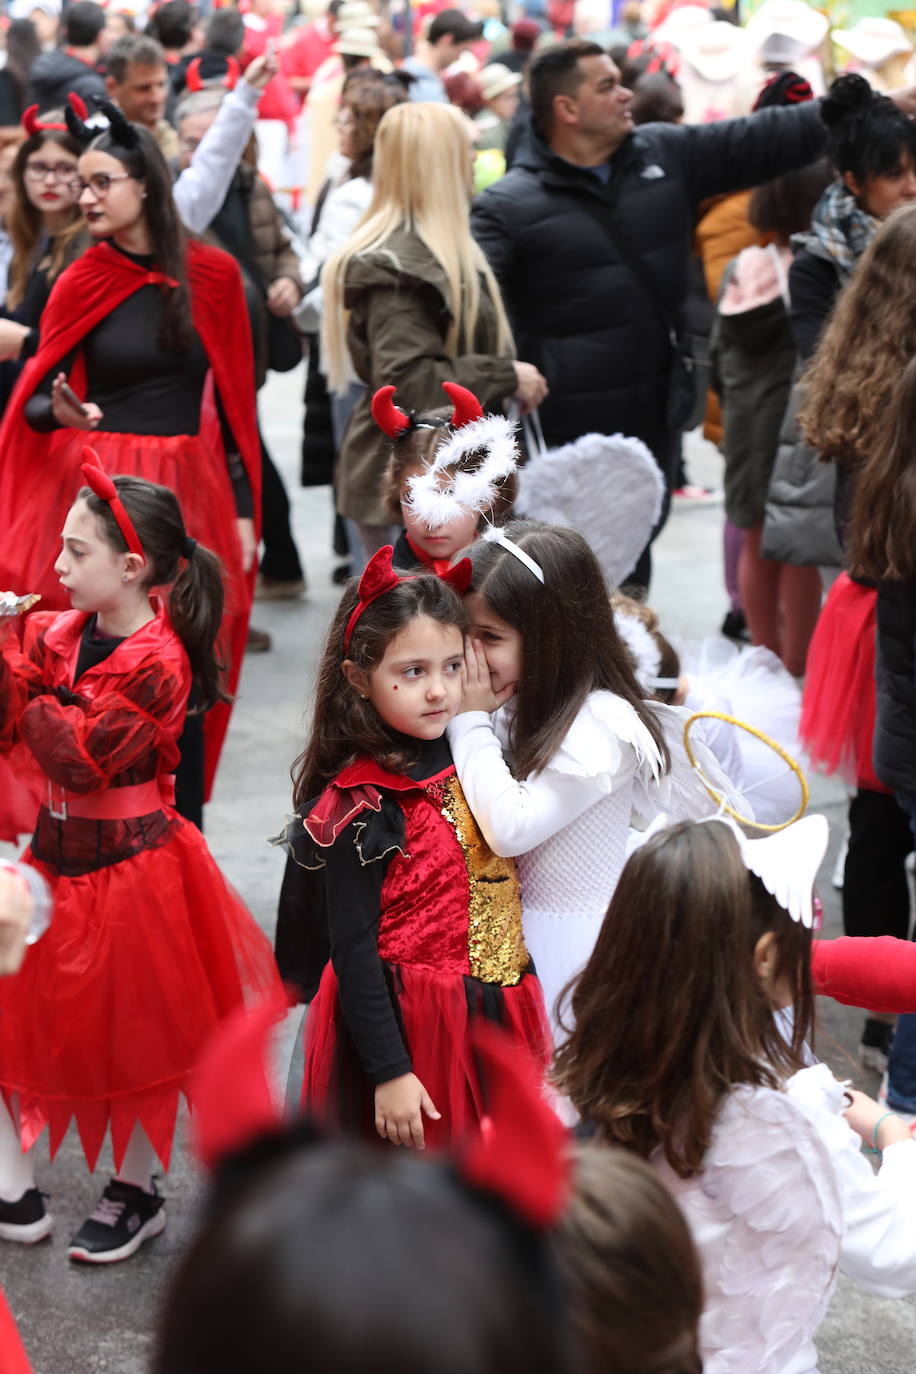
[371,382,485,440]
[344,544,471,650]
[185,55,241,93]
[23,92,88,136]
[191,987,568,1229]
[80,449,145,560]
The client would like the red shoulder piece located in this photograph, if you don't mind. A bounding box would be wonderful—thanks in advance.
[304,781,385,847]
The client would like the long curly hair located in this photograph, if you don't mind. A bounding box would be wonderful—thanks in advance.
[799,204,916,467]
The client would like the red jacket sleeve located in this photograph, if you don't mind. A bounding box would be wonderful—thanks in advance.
[17,659,185,794]
[0,615,55,751]
[812,936,916,1015]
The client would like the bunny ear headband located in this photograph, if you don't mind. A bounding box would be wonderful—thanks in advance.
[191,984,569,1231]
[372,382,546,586]
[631,812,829,928]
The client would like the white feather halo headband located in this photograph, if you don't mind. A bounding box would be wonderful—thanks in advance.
[404,413,520,530]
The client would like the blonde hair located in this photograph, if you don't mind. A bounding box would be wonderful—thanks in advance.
[320,101,513,393]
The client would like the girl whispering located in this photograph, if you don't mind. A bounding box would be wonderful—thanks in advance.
[273,546,551,1151]
[0,463,279,1264]
[556,816,916,1373]
[447,518,740,1040]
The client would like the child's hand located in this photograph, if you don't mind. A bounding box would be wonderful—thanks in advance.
[844,1088,913,1150]
[459,638,515,714]
[374,1072,440,1149]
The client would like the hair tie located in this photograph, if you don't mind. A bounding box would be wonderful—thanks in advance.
[184,536,198,561]
[80,450,144,560]
[344,545,471,651]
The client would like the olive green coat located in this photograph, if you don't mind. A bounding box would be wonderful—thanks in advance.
[337,227,517,526]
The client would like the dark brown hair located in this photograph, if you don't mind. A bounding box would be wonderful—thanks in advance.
[747,157,833,240]
[529,39,605,138]
[380,406,517,524]
[80,474,228,712]
[7,129,86,310]
[292,572,468,805]
[800,204,916,468]
[557,1146,703,1374]
[464,521,669,780]
[847,355,916,581]
[341,70,409,181]
[553,820,814,1180]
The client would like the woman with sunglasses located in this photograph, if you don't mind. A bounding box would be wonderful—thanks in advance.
[0,102,261,826]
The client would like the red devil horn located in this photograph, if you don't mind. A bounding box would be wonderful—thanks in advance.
[440,557,472,595]
[223,56,241,89]
[460,1021,568,1229]
[22,105,40,137]
[186,57,204,92]
[190,983,291,1174]
[442,382,484,429]
[356,544,398,603]
[371,385,411,440]
[68,92,88,121]
[80,448,117,501]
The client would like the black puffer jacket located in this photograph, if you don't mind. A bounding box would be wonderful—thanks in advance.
[471,104,825,458]
[26,50,107,114]
[875,582,916,795]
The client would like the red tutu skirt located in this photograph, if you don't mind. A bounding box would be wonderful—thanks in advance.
[0,817,280,1173]
[800,573,883,791]
[0,428,253,796]
[302,963,552,1150]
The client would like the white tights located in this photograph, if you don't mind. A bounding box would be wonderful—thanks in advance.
[0,1096,157,1200]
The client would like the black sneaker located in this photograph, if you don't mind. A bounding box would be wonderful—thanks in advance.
[859,1018,895,1075]
[67,1179,165,1264]
[721,608,750,641]
[0,1187,52,1244]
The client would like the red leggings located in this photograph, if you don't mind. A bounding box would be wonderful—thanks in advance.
[738,524,822,676]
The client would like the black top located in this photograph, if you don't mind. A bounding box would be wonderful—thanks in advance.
[74,614,125,684]
[276,734,453,1085]
[24,243,252,516]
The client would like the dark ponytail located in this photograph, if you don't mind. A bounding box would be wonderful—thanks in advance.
[80,475,229,712]
[821,72,916,183]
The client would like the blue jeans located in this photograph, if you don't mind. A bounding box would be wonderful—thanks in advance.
[887,793,916,1112]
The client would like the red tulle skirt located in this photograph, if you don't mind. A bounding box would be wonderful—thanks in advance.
[302,963,552,1150]
[0,816,280,1173]
[800,573,883,791]
[0,428,253,796]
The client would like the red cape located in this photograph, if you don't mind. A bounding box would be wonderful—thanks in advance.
[0,238,261,807]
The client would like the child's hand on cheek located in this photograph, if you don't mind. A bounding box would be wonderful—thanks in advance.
[459,638,515,714]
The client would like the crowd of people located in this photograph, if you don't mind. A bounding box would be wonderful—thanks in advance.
[1,0,916,1371]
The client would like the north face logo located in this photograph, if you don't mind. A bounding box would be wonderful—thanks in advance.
[641,164,665,180]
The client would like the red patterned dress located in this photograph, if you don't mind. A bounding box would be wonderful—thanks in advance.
[275,736,551,1149]
[0,604,280,1173]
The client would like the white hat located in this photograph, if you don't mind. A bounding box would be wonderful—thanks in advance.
[745,0,829,59]
[832,18,912,68]
[334,25,383,58]
[653,4,712,50]
[336,1,380,28]
[479,63,522,102]
[680,20,749,83]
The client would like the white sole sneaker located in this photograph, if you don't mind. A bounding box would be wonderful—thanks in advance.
[0,1210,53,1244]
[67,1206,165,1264]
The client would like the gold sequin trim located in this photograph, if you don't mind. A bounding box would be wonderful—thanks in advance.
[437,776,529,986]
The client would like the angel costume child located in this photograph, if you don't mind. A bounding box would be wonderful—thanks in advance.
[0,466,279,1264]
[273,546,551,1151]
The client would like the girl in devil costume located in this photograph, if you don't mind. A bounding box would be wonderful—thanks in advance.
[0,464,279,1264]
[273,547,551,1152]
[0,101,261,829]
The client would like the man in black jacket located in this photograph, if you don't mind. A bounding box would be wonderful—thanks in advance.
[27,1,108,113]
[471,42,914,581]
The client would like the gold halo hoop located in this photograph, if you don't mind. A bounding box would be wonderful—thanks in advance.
[683,710,809,833]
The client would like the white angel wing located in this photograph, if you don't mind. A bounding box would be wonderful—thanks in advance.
[515,432,665,589]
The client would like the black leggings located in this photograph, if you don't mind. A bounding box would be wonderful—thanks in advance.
[843,787,913,940]
[259,430,303,582]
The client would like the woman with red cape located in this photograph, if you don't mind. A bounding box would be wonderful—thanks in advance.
[0,99,261,835]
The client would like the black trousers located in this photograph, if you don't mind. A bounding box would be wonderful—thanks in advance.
[843,787,914,940]
[259,430,304,582]
[621,429,679,593]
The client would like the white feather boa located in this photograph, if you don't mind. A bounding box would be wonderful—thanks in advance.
[404,414,520,529]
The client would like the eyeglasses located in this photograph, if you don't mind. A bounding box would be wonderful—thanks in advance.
[24,161,79,185]
[68,172,135,198]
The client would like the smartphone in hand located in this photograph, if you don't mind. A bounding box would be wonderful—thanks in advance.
[59,380,90,419]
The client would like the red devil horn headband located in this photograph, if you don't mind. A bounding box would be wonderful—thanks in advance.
[371,382,485,441]
[24,92,89,136]
[80,450,145,560]
[186,56,240,93]
[344,544,472,650]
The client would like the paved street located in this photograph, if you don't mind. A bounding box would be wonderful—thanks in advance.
[1,364,914,1373]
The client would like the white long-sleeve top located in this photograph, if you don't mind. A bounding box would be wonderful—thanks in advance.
[172,80,261,236]
[656,1063,916,1374]
[294,172,372,332]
